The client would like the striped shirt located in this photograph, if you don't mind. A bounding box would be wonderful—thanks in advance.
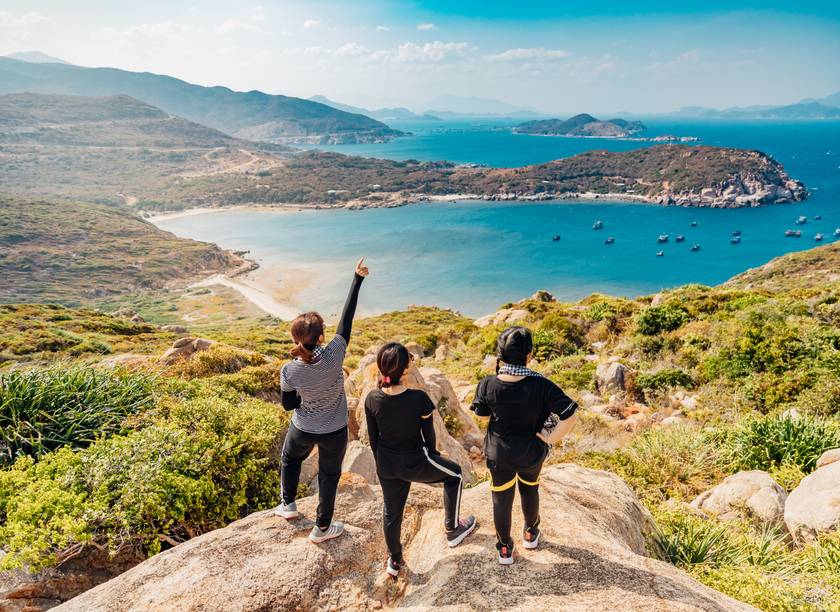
[280,334,348,434]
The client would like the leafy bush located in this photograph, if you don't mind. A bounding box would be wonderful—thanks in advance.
[172,345,267,379]
[635,304,689,335]
[636,369,694,392]
[724,414,840,473]
[0,390,285,571]
[0,366,155,466]
[792,376,840,417]
[653,509,737,567]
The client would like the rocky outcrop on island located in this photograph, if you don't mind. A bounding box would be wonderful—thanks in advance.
[56,465,754,612]
[514,114,647,138]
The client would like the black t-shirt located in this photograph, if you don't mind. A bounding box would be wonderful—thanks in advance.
[364,388,436,455]
[471,375,577,460]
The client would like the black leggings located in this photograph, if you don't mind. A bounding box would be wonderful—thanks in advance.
[280,423,348,529]
[377,448,463,562]
[488,456,544,547]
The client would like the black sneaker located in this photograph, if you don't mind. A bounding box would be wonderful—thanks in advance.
[386,557,401,577]
[446,515,477,548]
[523,526,541,550]
[498,542,514,565]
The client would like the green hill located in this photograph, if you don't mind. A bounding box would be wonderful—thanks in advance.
[0,57,402,144]
[514,113,647,137]
[0,196,244,304]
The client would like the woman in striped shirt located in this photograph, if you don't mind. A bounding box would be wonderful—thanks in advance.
[273,258,368,544]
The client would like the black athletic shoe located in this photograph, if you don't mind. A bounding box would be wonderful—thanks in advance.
[446,515,477,548]
[523,526,541,550]
[497,542,515,565]
[386,557,401,578]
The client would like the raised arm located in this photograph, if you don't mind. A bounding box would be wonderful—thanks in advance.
[336,258,369,344]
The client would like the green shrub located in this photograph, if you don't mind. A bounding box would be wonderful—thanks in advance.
[0,391,285,571]
[792,376,840,417]
[636,369,694,392]
[172,345,267,379]
[414,333,438,356]
[653,509,737,567]
[0,366,155,466]
[724,414,840,473]
[635,304,689,335]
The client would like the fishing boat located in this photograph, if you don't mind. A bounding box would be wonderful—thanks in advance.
[690,221,698,227]
[834,228,840,237]
[730,236,741,244]
[732,230,742,237]
[691,244,701,252]
[796,216,807,225]
[657,234,669,243]
[604,237,615,244]
[656,251,664,257]
[785,229,796,237]
[675,235,686,242]
[795,230,802,237]
[815,233,824,242]
[552,235,561,242]
[593,220,604,230]
[814,215,823,220]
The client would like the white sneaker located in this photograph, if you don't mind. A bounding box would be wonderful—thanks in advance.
[272,501,299,519]
[522,526,540,550]
[309,521,344,543]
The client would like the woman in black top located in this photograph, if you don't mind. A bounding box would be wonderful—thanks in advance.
[471,326,578,565]
[365,343,477,577]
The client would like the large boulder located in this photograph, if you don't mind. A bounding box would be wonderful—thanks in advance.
[419,367,483,447]
[473,308,529,328]
[58,465,754,611]
[355,361,475,481]
[596,361,632,394]
[816,448,840,469]
[785,460,840,541]
[159,337,216,365]
[690,471,787,526]
[342,440,378,484]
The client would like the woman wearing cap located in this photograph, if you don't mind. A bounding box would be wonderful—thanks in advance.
[471,326,578,565]
[272,258,368,544]
[365,342,477,577]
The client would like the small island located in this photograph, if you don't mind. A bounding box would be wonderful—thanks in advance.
[513,113,647,138]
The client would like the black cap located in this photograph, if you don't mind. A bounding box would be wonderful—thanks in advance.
[497,326,533,365]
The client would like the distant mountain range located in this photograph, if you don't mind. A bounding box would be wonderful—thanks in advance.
[673,101,840,119]
[3,51,71,64]
[0,56,402,144]
[309,95,441,122]
[514,114,647,138]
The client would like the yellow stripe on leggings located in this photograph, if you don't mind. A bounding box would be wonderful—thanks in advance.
[518,475,540,486]
[490,476,517,492]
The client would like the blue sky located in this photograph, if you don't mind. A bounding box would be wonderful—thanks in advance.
[1,1,839,113]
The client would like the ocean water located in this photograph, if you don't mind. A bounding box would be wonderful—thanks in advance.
[158,119,840,318]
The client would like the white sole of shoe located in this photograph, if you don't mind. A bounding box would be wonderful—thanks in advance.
[446,520,477,548]
[522,532,540,549]
[272,508,299,520]
[498,554,514,565]
[386,565,400,578]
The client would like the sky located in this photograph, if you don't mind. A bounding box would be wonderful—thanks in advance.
[1,1,839,114]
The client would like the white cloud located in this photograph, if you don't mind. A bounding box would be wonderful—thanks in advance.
[484,47,571,62]
[217,19,263,33]
[120,22,201,40]
[335,43,370,57]
[303,19,321,30]
[0,10,53,41]
[416,23,436,31]
[376,25,390,32]
[391,41,469,63]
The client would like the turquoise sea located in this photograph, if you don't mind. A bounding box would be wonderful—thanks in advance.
[158,119,840,318]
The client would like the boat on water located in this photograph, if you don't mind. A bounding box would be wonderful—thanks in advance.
[796,216,807,225]
[690,221,698,227]
[552,235,561,242]
[691,244,701,251]
[815,233,824,242]
[731,236,742,244]
[834,228,840,237]
[785,229,795,237]
[814,215,823,220]
[657,234,669,243]
[795,230,802,237]
[675,235,686,242]
[604,237,615,244]
[656,251,664,257]
[732,230,742,237]
[593,220,604,230]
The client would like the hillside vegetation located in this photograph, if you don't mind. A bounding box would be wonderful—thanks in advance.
[514,113,647,137]
[0,196,244,304]
[0,57,402,144]
[1,241,839,609]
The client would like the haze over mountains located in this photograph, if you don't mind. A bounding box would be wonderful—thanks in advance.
[0,56,401,145]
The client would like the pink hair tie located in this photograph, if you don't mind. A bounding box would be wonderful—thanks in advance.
[382,376,391,384]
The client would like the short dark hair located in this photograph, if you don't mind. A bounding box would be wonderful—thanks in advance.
[290,311,324,364]
[496,326,533,366]
[376,342,411,388]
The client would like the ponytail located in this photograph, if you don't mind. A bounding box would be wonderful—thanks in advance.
[289,312,325,363]
[376,342,410,388]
